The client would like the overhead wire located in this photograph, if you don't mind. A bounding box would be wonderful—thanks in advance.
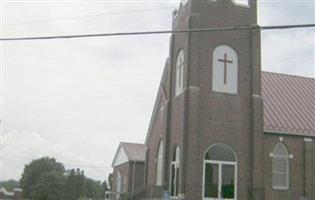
[1,23,314,41]
[3,7,175,27]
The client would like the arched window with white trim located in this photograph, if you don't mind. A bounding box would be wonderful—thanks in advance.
[203,144,237,200]
[170,146,180,197]
[156,140,164,185]
[175,50,184,97]
[271,143,290,190]
[212,45,238,94]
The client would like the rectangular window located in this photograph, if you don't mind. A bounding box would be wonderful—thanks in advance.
[272,157,289,189]
[176,165,179,196]
[204,163,219,198]
[175,50,184,97]
[221,165,235,198]
[171,165,175,195]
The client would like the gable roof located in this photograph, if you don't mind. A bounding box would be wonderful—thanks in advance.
[111,142,146,167]
[120,142,146,161]
[111,144,128,167]
[262,71,315,136]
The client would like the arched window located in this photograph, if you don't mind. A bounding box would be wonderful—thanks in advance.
[156,140,164,185]
[272,143,290,190]
[175,50,184,97]
[170,146,180,197]
[203,144,237,200]
[212,45,238,94]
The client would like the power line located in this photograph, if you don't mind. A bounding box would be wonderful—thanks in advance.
[3,7,174,27]
[1,24,314,41]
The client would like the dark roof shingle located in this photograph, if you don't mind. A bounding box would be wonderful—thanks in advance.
[120,142,146,162]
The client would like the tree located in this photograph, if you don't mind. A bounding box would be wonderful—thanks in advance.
[20,157,65,198]
[0,179,19,191]
[65,168,86,200]
[102,180,108,192]
[85,178,103,200]
[108,173,113,191]
[65,169,77,200]
[19,156,107,200]
[75,169,86,198]
[29,171,66,200]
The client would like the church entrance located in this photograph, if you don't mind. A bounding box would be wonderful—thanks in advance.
[203,144,237,200]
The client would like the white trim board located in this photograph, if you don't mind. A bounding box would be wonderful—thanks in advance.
[111,145,128,167]
[264,130,315,138]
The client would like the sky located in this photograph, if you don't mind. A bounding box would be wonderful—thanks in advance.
[0,0,314,182]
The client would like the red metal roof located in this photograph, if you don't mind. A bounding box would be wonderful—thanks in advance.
[262,71,315,136]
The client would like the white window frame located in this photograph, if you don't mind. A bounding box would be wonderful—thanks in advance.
[170,146,180,198]
[212,45,238,94]
[156,140,164,186]
[175,50,184,97]
[202,144,237,200]
[271,143,290,190]
[231,0,250,7]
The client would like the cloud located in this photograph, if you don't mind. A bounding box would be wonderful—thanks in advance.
[258,1,315,78]
[2,129,110,181]
[1,0,314,182]
[262,29,315,78]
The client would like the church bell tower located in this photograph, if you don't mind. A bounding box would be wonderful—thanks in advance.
[168,0,263,199]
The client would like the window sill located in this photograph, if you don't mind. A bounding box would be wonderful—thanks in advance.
[211,90,238,96]
[272,187,289,191]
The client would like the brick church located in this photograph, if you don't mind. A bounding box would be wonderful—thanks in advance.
[110,0,315,200]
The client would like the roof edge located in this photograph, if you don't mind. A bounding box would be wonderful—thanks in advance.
[264,129,315,138]
[145,59,170,145]
[262,70,315,80]
[120,142,145,146]
[128,160,145,163]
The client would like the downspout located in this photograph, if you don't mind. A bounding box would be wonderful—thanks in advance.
[165,34,175,189]
[180,14,193,198]
[132,161,136,193]
[144,146,149,186]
